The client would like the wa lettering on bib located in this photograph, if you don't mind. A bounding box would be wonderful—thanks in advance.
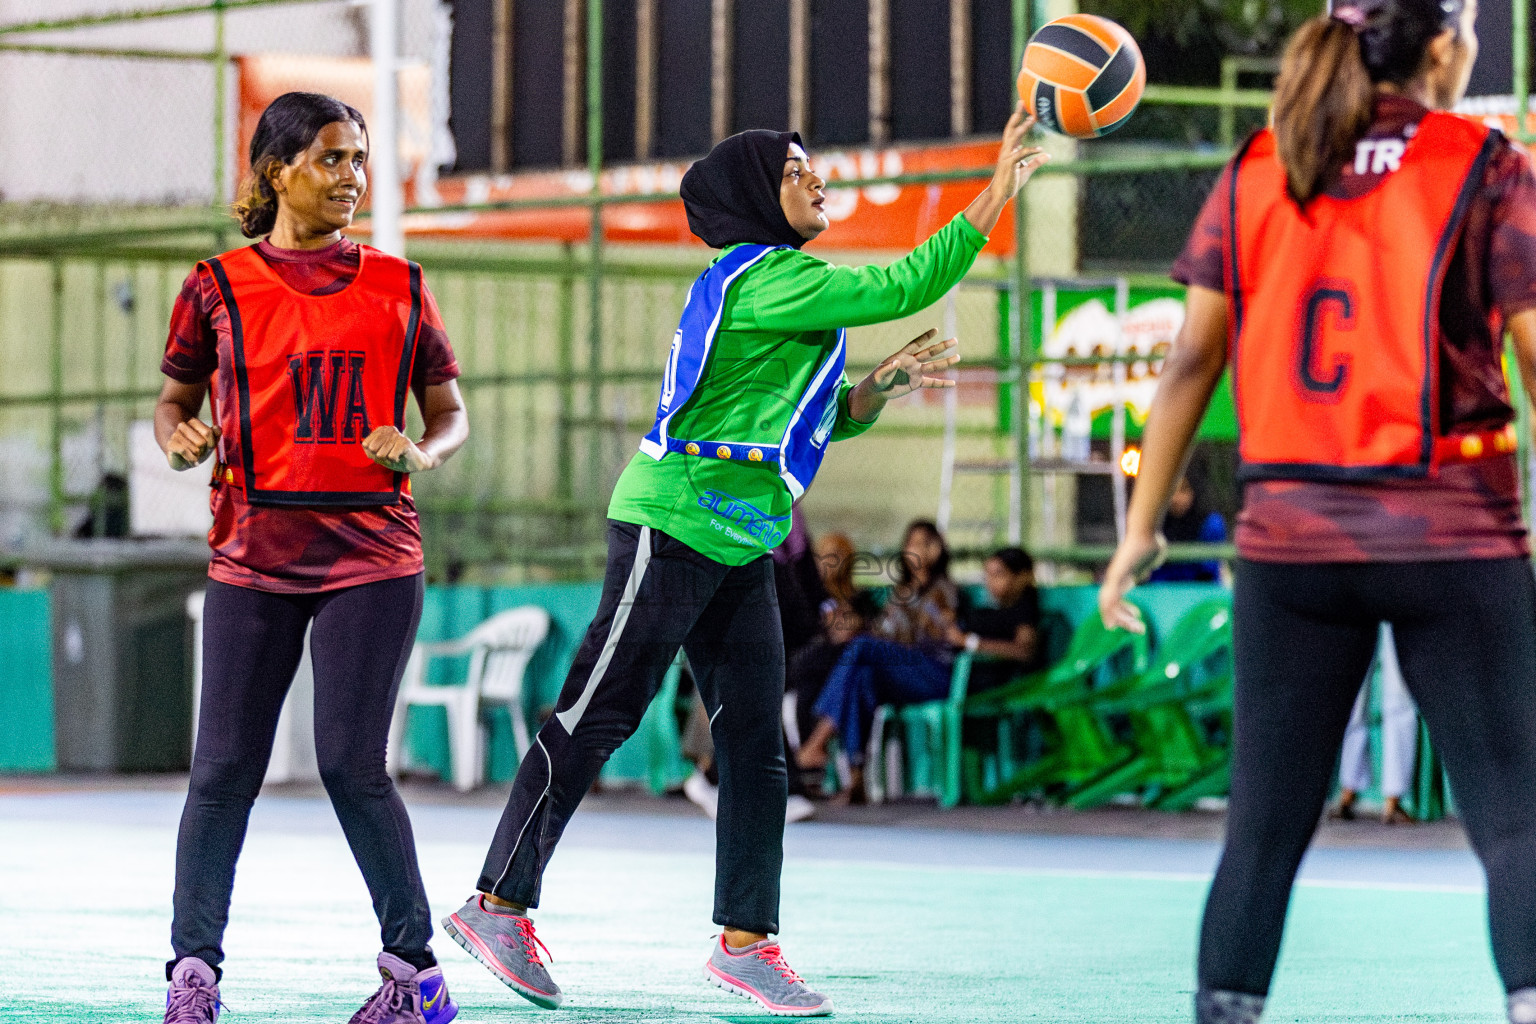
[1227,113,1499,481]
[205,244,422,507]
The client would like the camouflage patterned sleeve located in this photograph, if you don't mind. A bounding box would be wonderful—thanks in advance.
[159,264,220,384]
[410,281,461,392]
[1170,164,1233,292]
[1488,142,1536,318]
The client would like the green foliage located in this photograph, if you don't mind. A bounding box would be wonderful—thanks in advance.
[1083,0,1324,55]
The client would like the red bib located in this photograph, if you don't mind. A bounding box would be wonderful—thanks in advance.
[205,244,422,507]
[1226,113,1498,481]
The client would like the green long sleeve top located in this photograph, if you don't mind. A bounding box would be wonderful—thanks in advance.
[607,212,990,565]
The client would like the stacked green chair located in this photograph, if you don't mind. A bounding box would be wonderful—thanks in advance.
[962,611,1150,805]
[1053,596,1234,810]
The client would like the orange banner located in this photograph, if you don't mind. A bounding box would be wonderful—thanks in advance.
[411,141,1013,253]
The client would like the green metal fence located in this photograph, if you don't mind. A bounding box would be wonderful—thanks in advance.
[0,0,1528,579]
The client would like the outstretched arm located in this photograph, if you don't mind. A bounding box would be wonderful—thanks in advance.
[741,105,1050,334]
[1098,286,1229,632]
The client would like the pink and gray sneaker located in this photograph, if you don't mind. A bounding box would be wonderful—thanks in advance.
[705,934,834,1017]
[164,957,221,1023]
[348,952,458,1024]
[443,895,563,1009]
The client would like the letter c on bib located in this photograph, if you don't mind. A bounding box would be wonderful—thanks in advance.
[1296,283,1357,404]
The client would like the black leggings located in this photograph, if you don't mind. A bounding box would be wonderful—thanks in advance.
[478,520,788,934]
[1202,558,1536,997]
[169,574,432,978]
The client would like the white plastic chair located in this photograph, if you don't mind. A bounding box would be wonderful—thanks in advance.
[387,605,551,792]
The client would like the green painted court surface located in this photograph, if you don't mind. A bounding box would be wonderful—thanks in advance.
[0,790,1505,1023]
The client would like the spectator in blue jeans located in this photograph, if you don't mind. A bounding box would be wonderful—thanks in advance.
[796,519,958,801]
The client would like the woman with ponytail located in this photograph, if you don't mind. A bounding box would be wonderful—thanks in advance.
[1100,1,1536,1021]
[155,92,468,1024]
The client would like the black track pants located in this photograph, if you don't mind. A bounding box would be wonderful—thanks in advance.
[477,520,788,934]
[1201,558,1536,996]
[169,573,432,977]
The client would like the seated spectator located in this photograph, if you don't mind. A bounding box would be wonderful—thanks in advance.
[947,547,1044,693]
[797,519,958,801]
[1148,474,1226,582]
[773,506,828,662]
[784,532,878,755]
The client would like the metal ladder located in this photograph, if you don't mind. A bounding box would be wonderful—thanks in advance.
[936,278,1132,552]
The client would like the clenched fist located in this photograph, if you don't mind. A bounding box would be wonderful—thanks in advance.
[362,425,439,473]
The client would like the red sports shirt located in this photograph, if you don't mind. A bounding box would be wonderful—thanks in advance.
[162,238,461,592]
[1174,95,1536,563]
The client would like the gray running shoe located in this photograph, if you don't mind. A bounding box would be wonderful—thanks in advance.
[164,957,221,1023]
[704,935,833,1017]
[442,895,562,1009]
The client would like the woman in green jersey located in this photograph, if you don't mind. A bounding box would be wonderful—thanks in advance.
[443,104,1048,1017]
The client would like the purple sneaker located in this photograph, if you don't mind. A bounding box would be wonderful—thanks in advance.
[164,958,221,1023]
[349,952,459,1024]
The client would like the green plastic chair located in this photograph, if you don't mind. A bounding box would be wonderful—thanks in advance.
[1053,596,1235,810]
[864,651,975,808]
[865,612,1073,808]
[962,610,1150,805]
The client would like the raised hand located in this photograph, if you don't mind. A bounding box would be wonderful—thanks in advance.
[166,418,220,471]
[362,425,439,473]
[963,101,1052,237]
[868,329,961,401]
[991,102,1052,202]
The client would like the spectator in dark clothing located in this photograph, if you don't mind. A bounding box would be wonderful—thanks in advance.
[1148,475,1226,582]
[799,520,960,800]
[948,547,1044,693]
[785,532,877,755]
[772,508,827,659]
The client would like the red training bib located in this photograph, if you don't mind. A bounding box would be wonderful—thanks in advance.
[205,243,422,507]
[1226,112,1499,481]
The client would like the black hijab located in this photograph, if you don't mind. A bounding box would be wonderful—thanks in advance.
[680,129,810,250]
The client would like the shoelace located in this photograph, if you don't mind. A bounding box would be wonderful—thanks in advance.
[514,916,554,966]
[753,944,804,985]
[353,977,410,1024]
[165,982,222,1023]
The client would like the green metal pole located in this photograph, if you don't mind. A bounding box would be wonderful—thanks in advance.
[1012,0,1033,548]
[586,0,605,503]
[212,0,227,210]
[49,261,65,535]
[1219,57,1238,149]
[1515,0,1530,143]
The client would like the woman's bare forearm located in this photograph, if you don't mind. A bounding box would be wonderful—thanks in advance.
[416,380,469,467]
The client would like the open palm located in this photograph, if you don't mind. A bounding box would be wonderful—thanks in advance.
[870,329,960,400]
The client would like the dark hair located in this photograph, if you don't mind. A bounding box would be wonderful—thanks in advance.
[897,519,951,588]
[232,91,368,239]
[987,547,1035,576]
[1274,0,1465,203]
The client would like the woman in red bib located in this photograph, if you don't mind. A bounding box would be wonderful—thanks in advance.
[1100,2,1536,1022]
[154,92,468,1024]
